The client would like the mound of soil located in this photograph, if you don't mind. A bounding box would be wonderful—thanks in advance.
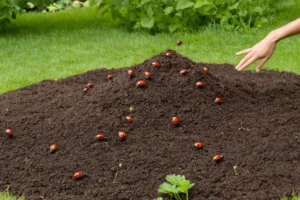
[1,50,300,200]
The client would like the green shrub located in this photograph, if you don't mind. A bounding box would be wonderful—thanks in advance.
[94,0,295,32]
[0,0,20,30]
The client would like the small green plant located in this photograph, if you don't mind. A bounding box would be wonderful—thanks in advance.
[281,192,300,200]
[158,174,194,200]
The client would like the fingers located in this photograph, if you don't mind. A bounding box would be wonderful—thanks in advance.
[235,52,254,70]
[255,58,268,72]
[236,56,257,71]
[236,48,251,55]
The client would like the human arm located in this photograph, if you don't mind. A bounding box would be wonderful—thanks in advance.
[235,18,300,72]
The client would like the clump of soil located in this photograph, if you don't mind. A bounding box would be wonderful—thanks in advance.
[0,50,300,200]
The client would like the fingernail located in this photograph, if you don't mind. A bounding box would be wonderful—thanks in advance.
[235,66,238,69]
[256,68,260,73]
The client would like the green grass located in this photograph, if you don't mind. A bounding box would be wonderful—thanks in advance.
[282,193,300,200]
[0,191,25,200]
[0,4,299,94]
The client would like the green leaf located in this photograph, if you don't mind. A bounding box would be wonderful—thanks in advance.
[141,0,150,5]
[176,0,194,10]
[168,24,177,32]
[166,174,185,187]
[164,6,173,15]
[140,16,154,28]
[158,182,180,194]
[194,0,216,15]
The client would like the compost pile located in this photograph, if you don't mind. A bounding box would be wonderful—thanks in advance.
[1,50,300,200]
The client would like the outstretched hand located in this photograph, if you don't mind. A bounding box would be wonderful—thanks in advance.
[235,37,277,72]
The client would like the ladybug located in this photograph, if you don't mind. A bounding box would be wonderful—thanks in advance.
[194,142,203,149]
[87,83,94,88]
[177,40,182,46]
[119,131,126,140]
[50,144,57,153]
[5,129,13,137]
[180,69,187,75]
[128,70,134,78]
[213,154,223,162]
[172,117,180,126]
[144,71,151,79]
[108,74,113,79]
[215,97,223,104]
[196,82,205,88]
[96,134,105,141]
[203,67,210,73]
[152,62,160,68]
[166,52,172,57]
[136,80,146,87]
[73,171,84,180]
[126,116,133,123]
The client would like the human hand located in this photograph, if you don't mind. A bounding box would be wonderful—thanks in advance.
[235,36,277,72]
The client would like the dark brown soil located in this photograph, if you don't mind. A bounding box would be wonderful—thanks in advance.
[1,50,300,200]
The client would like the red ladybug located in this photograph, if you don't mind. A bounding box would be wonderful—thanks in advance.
[152,62,160,68]
[204,67,210,73]
[119,131,126,140]
[50,144,57,153]
[166,52,172,57]
[213,154,223,162]
[196,82,205,88]
[126,116,133,123]
[215,97,223,104]
[5,129,13,137]
[87,83,94,88]
[177,40,182,46]
[172,117,180,126]
[108,74,113,79]
[180,69,187,75]
[128,70,134,78]
[144,71,151,79]
[194,142,203,149]
[96,134,105,141]
[136,80,146,87]
[73,171,84,180]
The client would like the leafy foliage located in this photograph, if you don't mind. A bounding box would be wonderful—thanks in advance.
[158,174,194,200]
[94,0,295,32]
[0,0,20,30]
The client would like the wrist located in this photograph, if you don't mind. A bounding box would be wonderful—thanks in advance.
[266,30,282,43]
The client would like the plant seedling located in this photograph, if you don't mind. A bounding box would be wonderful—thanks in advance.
[144,71,152,79]
[233,165,238,176]
[128,70,134,78]
[96,134,105,141]
[87,83,94,88]
[213,154,223,162]
[119,131,126,140]
[137,80,146,87]
[152,62,160,68]
[215,97,223,104]
[158,174,194,200]
[126,116,133,123]
[203,67,210,73]
[196,82,205,88]
[180,69,187,75]
[194,142,203,149]
[177,40,182,46]
[108,74,113,79]
[166,52,172,57]
[73,171,84,180]
[49,144,57,153]
[172,117,180,126]
[5,129,13,137]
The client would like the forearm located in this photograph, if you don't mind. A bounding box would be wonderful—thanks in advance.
[267,18,300,42]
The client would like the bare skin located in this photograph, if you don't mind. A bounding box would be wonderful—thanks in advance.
[236,18,300,72]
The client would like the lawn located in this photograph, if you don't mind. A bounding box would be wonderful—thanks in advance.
[0,3,299,94]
